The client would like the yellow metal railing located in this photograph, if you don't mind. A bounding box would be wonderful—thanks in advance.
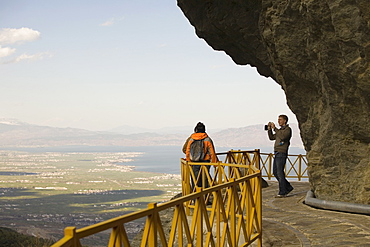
[52,150,262,247]
[259,153,308,181]
[181,150,261,196]
[180,150,262,246]
[209,150,308,181]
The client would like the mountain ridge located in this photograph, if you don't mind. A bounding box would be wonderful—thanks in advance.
[0,119,304,149]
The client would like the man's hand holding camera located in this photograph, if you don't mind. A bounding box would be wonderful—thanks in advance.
[265,122,276,131]
[269,122,275,130]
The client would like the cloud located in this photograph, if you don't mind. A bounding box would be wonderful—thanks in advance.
[0,27,49,64]
[99,17,124,27]
[1,52,52,64]
[0,27,41,45]
[99,18,115,27]
[0,45,16,58]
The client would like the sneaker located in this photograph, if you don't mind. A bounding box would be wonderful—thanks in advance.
[275,194,286,198]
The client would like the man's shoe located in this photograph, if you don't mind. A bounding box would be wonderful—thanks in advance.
[275,194,286,198]
[286,187,294,195]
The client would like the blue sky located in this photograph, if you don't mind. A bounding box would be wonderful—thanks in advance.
[0,0,296,131]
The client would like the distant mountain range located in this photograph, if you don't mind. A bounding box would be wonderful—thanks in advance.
[108,124,204,135]
[0,118,304,149]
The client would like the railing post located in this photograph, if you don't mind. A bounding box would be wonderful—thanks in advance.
[257,173,262,247]
[201,164,205,190]
[298,154,302,181]
[215,182,222,247]
[148,203,158,247]
[228,151,232,178]
[217,161,222,186]
[181,159,185,195]
[255,149,261,170]
[195,187,203,247]
[182,159,191,197]
[230,178,236,246]
[64,227,79,247]
[269,153,273,180]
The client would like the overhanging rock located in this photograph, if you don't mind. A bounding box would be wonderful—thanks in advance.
[177,0,370,204]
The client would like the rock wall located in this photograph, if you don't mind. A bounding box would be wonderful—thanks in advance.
[177,0,370,204]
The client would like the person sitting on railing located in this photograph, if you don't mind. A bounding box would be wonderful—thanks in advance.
[267,114,294,198]
[184,122,217,190]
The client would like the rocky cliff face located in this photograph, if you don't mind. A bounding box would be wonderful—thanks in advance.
[177,0,370,204]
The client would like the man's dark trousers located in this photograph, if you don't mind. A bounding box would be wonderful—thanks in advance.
[191,162,210,190]
[273,152,293,195]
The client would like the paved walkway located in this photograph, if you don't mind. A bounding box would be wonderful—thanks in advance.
[258,181,370,247]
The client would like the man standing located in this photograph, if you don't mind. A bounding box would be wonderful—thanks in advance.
[185,122,217,189]
[267,115,294,198]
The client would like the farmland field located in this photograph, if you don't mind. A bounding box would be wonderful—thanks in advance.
[0,150,182,245]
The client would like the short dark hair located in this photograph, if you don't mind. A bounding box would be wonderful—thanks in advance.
[194,122,206,133]
[279,114,288,123]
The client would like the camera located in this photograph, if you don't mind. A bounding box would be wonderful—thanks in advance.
[264,125,268,131]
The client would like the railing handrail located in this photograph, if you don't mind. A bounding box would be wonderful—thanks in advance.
[260,152,305,156]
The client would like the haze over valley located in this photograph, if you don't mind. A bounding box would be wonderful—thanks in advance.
[0,118,304,150]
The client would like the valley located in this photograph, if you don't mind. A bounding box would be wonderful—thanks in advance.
[0,150,182,244]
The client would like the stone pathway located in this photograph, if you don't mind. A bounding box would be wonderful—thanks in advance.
[259,181,370,247]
